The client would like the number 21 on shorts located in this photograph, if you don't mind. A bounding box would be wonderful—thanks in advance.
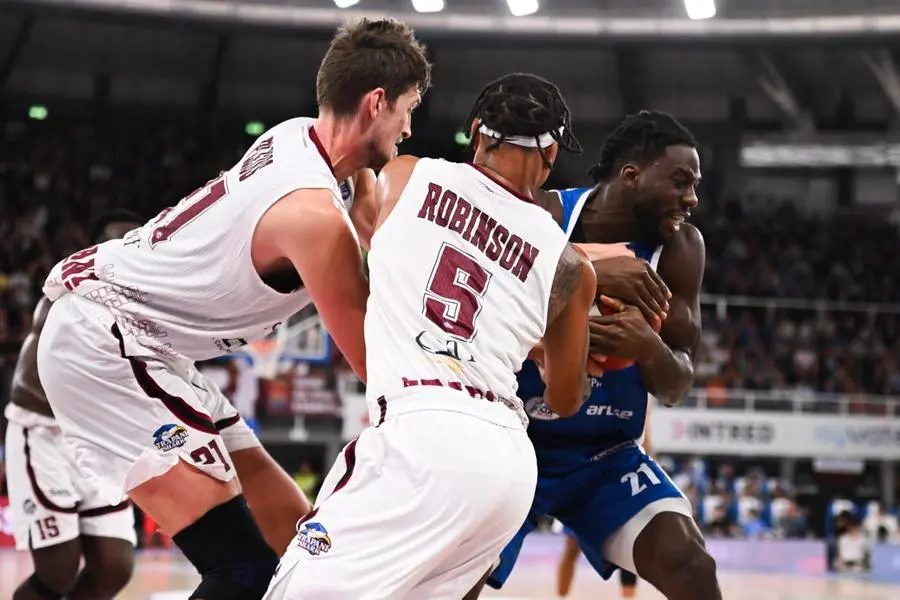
[621,462,662,496]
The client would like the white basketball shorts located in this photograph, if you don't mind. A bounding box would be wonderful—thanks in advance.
[4,404,137,551]
[35,294,261,507]
[264,393,538,600]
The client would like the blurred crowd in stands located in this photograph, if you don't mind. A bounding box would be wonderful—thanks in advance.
[2,118,900,409]
[3,118,900,550]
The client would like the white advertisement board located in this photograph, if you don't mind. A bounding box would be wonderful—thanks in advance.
[651,408,900,459]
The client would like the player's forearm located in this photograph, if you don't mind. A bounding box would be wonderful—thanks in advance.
[637,337,693,406]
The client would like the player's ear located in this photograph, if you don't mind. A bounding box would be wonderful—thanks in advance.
[620,163,640,191]
[363,88,387,120]
[469,119,481,153]
[544,143,559,165]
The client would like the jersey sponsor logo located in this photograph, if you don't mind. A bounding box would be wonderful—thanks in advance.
[152,424,189,452]
[296,522,332,556]
[524,396,561,421]
[22,499,37,515]
[215,337,248,353]
[585,404,634,420]
[415,331,477,364]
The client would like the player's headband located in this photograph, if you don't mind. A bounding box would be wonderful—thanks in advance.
[478,124,563,149]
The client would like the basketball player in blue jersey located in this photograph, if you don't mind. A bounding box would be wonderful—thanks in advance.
[465,111,719,600]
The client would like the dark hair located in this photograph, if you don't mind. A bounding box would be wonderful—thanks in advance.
[317,18,432,117]
[464,72,583,166]
[90,208,143,242]
[588,110,696,183]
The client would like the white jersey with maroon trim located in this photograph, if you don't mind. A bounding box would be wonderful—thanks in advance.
[364,158,570,424]
[42,117,355,361]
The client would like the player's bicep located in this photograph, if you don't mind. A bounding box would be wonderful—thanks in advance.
[274,190,369,381]
[658,225,705,363]
[542,257,596,417]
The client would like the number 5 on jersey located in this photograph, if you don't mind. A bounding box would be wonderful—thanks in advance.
[423,243,492,343]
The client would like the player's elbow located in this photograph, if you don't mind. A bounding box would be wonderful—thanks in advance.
[548,397,583,418]
[544,382,588,417]
[648,380,691,407]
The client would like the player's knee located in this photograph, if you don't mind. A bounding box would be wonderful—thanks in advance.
[83,547,135,597]
[31,541,82,594]
[658,542,717,585]
[172,494,279,600]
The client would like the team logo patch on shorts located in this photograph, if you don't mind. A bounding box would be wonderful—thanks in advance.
[22,499,36,515]
[152,424,189,452]
[296,522,332,556]
[524,396,560,421]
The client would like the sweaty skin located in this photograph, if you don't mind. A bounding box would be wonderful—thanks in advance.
[10,297,54,418]
[535,187,705,406]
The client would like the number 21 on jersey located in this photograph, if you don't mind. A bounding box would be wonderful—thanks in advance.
[150,176,229,248]
[423,243,492,343]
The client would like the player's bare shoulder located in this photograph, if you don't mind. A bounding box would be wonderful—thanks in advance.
[372,155,421,227]
[376,155,421,196]
[548,243,595,324]
[658,221,705,284]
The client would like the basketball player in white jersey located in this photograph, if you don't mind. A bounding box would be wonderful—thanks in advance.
[264,72,596,600]
[5,211,141,600]
[35,18,431,600]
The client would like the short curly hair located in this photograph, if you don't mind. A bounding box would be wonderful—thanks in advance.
[588,110,696,183]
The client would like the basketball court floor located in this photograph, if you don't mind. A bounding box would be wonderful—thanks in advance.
[1,539,897,599]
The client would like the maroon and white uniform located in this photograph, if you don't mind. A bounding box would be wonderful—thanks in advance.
[266,158,570,600]
[36,117,354,505]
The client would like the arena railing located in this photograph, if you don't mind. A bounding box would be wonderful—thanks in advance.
[681,386,900,416]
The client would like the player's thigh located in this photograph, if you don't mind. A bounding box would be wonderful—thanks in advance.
[37,300,241,530]
[604,463,694,576]
[403,414,538,600]
[267,412,535,600]
[79,534,136,585]
[192,365,262,457]
[630,509,710,588]
[560,448,689,576]
[5,422,83,552]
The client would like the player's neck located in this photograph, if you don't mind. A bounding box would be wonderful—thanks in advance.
[472,155,540,201]
[584,182,643,243]
[311,114,366,182]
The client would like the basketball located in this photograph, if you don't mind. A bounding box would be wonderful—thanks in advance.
[591,299,663,372]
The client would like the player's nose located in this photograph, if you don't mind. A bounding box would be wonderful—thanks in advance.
[682,190,699,210]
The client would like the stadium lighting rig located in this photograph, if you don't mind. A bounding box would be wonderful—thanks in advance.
[409,0,539,16]
[411,0,444,13]
[684,0,716,20]
[333,0,360,7]
[507,0,539,17]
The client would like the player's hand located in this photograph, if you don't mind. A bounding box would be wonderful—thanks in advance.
[589,296,663,362]
[592,254,670,323]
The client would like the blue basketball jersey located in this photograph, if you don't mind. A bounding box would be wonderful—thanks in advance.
[521,187,662,476]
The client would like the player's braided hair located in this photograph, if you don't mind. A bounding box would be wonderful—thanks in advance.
[464,72,583,168]
[588,110,696,183]
[89,208,144,243]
